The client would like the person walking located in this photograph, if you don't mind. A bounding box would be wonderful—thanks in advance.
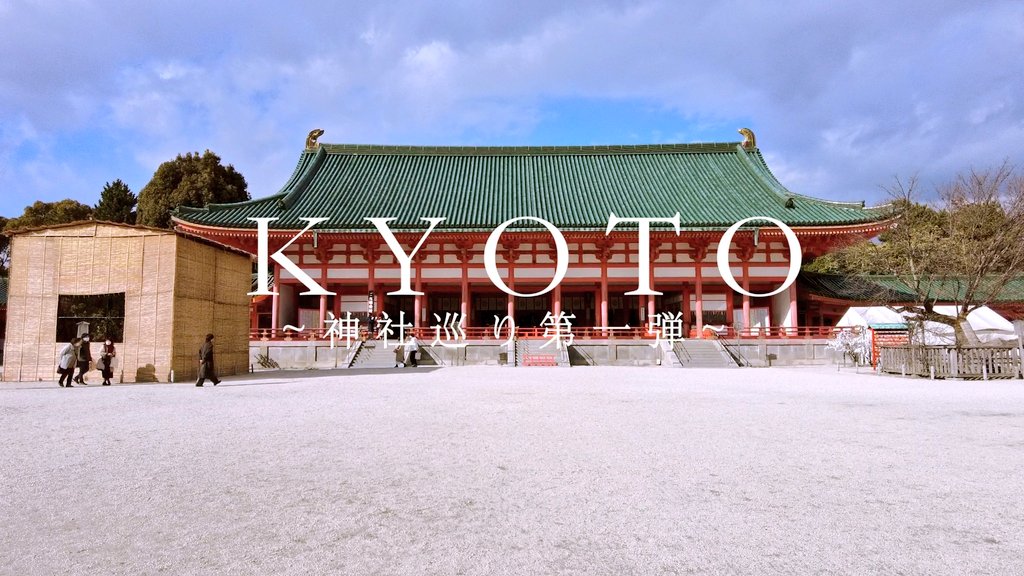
[97,337,116,386]
[196,333,222,387]
[57,338,81,387]
[405,335,420,368]
[74,334,93,385]
[367,314,378,340]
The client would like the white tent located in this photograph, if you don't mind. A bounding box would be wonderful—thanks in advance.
[836,305,1018,345]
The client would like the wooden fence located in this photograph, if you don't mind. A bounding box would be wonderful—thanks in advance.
[879,345,1023,379]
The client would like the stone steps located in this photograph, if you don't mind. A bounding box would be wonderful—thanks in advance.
[678,340,739,368]
[350,341,404,368]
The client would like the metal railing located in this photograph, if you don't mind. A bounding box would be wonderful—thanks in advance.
[671,341,691,365]
[711,332,752,367]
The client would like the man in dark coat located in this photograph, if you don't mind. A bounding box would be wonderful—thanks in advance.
[196,333,222,387]
[74,334,93,385]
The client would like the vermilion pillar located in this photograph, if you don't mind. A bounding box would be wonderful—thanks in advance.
[506,251,516,324]
[271,264,280,333]
[742,272,751,332]
[461,278,470,327]
[695,265,705,337]
[599,273,609,329]
[681,284,690,335]
[788,283,799,327]
[647,262,656,324]
[413,263,423,328]
[725,288,734,329]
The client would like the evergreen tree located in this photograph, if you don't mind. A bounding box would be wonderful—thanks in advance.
[93,179,137,224]
[137,150,249,228]
[0,216,8,275]
[3,199,94,231]
[1,201,94,274]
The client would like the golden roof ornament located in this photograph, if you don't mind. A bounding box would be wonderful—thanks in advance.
[305,128,325,150]
[738,127,756,149]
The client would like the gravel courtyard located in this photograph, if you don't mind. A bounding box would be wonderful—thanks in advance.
[2,366,1023,575]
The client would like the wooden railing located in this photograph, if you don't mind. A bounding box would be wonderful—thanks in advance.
[879,345,1022,379]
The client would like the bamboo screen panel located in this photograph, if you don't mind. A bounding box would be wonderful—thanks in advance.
[171,237,251,381]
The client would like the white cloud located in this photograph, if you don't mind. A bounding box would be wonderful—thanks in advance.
[0,0,1022,214]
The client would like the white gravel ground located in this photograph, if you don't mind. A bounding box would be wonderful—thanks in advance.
[2,366,1023,575]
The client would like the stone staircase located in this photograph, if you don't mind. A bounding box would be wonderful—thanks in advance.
[348,340,402,368]
[514,339,570,367]
[676,339,739,368]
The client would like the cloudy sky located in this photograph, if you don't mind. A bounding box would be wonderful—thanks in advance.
[1,1,1022,217]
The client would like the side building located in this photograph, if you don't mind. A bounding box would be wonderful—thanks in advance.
[2,222,251,383]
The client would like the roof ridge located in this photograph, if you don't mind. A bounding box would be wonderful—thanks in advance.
[732,145,796,210]
[3,219,172,236]
[277,146,328,210]
[318,142,746,156]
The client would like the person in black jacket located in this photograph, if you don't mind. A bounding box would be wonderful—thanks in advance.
[97,337,116,386]
[74,334,93,385]
[195,333,222,387]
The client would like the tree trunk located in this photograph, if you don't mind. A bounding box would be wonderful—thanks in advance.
[954,317,981,347]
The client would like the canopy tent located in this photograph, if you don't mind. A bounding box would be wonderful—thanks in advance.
[837,305,1018,345]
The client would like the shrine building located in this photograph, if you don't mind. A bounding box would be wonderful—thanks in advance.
[172,129,891,349]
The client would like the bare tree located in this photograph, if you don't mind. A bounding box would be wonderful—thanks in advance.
[824,163,1024,346]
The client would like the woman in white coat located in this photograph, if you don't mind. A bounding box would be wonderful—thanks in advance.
[405,335,420,368]
[57,338,81,387]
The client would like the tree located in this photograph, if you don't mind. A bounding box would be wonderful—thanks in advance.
[1,199,94,276]
[137,150,249,228]
[3,199,94,232]
[94,179,137,224]
[809,164,1024,346]
[0,216,9,275]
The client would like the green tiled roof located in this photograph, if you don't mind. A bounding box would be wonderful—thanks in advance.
[800,273,1024,303]
[174,141,889,231]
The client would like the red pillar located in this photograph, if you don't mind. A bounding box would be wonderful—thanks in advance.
[553,284,562,318]
[682,284,690,336]
[725,287,734,329]
[695,265,705,337]
[788,283,798,328]
[271,264,280,335]
[742,292,751,334]
[600,272,609,329]
[414,263,423,329]
[742,267,751,329]
[507,251,516,325]
[461,278,470,327]
[647,262,656,325]
[318,294,327,330]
